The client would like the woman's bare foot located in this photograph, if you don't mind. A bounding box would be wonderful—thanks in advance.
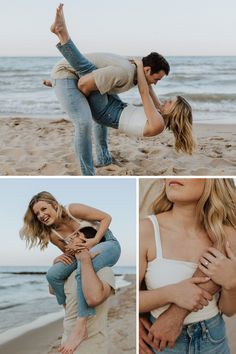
[50,3,69,45]
[43,80,52,87]
[58,317,88,354]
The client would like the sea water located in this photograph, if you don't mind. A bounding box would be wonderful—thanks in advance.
[0,56,235,123]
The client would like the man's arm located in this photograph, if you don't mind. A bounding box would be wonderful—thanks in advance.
[78,66,130,96]
[148,264,221,351]
[77,250,112,306]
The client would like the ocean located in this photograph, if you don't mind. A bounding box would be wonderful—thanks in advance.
[0,265,135,340]
[0,56,235,123]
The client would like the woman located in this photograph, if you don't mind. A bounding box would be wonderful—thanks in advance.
[140,179,236,353]
[20,191,121,354]
[51,4,194,154]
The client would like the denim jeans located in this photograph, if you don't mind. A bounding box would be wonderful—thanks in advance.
[56,39,127,129]
[46,230,121,317]
[53,78,112,175]
[150,313,230,354]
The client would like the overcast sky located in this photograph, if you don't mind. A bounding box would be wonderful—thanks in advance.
[0,0,235,56]
[0,178,136,267]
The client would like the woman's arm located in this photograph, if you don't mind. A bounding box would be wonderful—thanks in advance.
[134,60,165,137]
[148,85,162,111]
[68,203,112,246]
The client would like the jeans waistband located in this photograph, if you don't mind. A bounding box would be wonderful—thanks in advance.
[150,312,222,341]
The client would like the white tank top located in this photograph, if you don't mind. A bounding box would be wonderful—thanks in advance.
[145,215,219,325]
[118,104,146,137]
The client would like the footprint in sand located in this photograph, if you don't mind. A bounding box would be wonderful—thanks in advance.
[210,158,234,168]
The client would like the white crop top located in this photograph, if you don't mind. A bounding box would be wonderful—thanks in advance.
[52,205,99,244]
[145,215,219,325]
[118,104,146,137]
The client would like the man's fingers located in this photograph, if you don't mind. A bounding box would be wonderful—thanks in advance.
[152,337,161,350]
[168,341,175,349]
[140,317,152,331]
[139,340,153,354]
[191,276,210,284]
[159,339,167,351]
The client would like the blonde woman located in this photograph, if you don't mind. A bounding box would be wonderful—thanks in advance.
[20,191,121,354]
[50,4,194,154]
[140,179,236,353]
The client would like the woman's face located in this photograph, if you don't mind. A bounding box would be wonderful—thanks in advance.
[32,200,58,226]
[165,179,205,204]
[161,96,177,114]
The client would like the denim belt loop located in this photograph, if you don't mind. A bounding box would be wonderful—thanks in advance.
[200,320,208,339]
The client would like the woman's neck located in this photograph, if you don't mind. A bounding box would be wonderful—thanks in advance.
[169,202,203,232]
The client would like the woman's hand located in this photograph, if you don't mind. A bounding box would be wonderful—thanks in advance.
[78,234,98,249]
[53,253,75,265]
[199,243,236,290]
[171,277,212,311]
[133,58,144,67]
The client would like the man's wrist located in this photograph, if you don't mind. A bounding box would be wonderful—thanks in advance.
[166,303,189,323]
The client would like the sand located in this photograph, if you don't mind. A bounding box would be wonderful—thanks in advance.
[0,275,135,354]
[0,117,235,176]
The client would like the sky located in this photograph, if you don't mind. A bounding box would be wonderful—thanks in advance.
[0,177,136,267]
[0,0,236,56]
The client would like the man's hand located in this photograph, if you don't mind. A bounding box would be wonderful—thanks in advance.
[75,249,100,261]
[53,253,74,265]
[78,234,98,249]
[139,317,154,354]
[148,307,184,352]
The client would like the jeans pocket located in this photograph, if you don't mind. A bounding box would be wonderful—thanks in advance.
[206,318,226,344]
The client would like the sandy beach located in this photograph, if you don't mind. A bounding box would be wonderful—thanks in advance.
[0,117,235,176]
[0,274,135,354]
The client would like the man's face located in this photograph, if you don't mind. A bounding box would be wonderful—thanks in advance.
[143,68,166,85]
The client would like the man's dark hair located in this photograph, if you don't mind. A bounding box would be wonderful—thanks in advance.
[80,226,105,242]
[142,52,170,75]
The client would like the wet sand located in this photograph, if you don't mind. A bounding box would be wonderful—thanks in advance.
[0,275,136,354]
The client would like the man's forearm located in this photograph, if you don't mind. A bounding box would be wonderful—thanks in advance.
[162,267,221,322]
[80,255,104,302]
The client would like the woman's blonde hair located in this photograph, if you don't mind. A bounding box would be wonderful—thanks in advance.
[163,96,195,154]
[152,179,236,249]
[19,191,67,250]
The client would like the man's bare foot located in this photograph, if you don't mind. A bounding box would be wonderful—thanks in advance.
[43,80,52,87]
[58,317,88,354]
[50,3,69,45]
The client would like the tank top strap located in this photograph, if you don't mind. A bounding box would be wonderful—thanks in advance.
[51,228,66,242]
[148,215,163,258]
[65,204,81,225]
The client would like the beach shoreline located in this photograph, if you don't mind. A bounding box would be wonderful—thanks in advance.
[0,274,136,354]
[0,117,235,176]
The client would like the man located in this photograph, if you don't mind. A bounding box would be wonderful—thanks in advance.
[61,249,115,354]
[50,51,170,95]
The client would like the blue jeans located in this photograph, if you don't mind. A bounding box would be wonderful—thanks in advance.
[46,230,121,317]
[53,78,112,175]
[150,313,230,354]
[56,39,127,129]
